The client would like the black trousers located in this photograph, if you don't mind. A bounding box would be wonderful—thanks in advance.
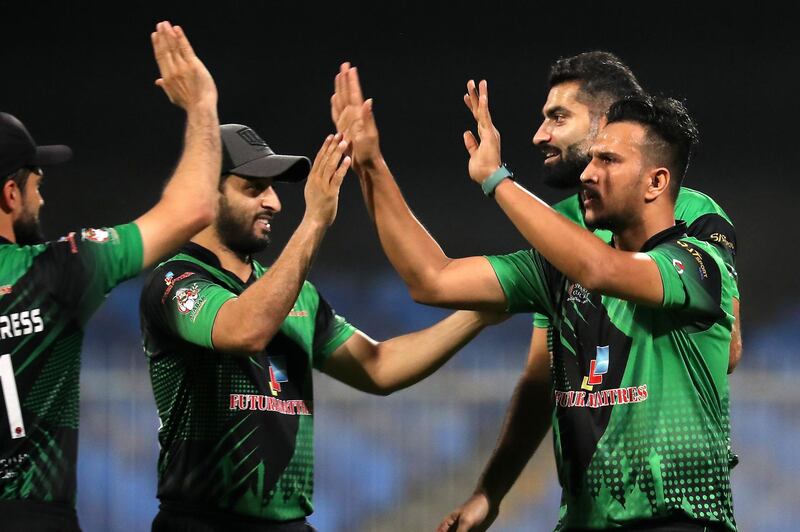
[152,503,316,532]
[0,500,81,532]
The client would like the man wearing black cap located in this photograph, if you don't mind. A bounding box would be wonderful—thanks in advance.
[0,21,220,531]
[139,124,506,532]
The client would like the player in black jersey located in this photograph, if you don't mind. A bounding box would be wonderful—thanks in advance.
[0,22,220,531]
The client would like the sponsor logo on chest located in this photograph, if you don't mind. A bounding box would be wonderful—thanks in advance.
[557,345,648,409]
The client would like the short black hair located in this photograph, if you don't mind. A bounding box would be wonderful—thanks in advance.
[5,166,34,193]
[548,51,645,115]
[606,95,700,198]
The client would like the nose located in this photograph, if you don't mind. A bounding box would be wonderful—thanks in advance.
[532,120,551,146]
[261,186,281,213]
[580,160,598,184]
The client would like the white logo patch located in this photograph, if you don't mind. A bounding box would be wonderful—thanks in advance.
[174,284,200,314]
[81,228,110,243]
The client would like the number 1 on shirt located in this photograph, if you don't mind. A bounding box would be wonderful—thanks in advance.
[0,354,26,439]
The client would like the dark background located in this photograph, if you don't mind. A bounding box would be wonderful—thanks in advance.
[2,2,796,327]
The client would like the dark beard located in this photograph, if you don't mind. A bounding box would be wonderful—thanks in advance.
[13,213,45,245]
[541,146,591,190]
[215,195,270,256]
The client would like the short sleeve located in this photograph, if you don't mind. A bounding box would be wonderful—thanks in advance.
[44,223,144,325]
[646,240,726,322]
[141,264,236,349]
[533,312,551,328]
[484,249,561,316]
[311,292,356,369]
[685,213,739,300]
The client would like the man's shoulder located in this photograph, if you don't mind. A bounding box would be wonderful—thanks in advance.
[651,235,730,288]
[675,187,732,225]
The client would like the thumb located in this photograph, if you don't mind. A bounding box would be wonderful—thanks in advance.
[363,98,377,129]
[463,131,479,155]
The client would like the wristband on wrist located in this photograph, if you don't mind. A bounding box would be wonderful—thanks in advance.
[481,164,514,197]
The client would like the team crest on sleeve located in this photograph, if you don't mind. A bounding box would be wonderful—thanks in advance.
[81,228,111,243]
[173,283,204,318]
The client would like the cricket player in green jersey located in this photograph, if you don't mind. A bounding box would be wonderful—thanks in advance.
[332,67,737,529]
[139,124,505,532]
[436,52,741,532]
[0,22,221,530]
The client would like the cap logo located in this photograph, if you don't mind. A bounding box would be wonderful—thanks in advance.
[237,128,268,147]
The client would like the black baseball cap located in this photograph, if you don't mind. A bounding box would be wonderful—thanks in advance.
[0,112,72,178]
[221,124,310,183]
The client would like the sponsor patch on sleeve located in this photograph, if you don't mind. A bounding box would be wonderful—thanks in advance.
[173,283,207,322]
[81,228,114,243]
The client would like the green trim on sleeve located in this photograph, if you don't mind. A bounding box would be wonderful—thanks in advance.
[533,312,551,328]
[315,316,357,368]
[116,222,145,276]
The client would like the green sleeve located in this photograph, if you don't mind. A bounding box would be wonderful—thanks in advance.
[676,187,739,300]
[144,268,237,349]
[312,293,357,369]
[533,312,551,328]
[646,239,726,320]
[484,250,560,316]
[59,223,144,325]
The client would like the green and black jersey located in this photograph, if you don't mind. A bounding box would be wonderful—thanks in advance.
[139,243,356,522]
[487,223,737,530]
[533,187,738,331]
[0,224,143,509]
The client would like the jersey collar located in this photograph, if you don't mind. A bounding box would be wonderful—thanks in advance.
[639,221,688,252]
[179,241,257,285]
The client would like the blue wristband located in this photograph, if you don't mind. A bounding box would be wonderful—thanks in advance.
[481,164,514,197]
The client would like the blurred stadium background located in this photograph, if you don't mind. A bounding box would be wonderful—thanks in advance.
[4,2,797,530]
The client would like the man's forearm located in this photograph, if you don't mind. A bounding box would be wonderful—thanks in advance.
[215,217,328,354]
[493,180,615,287]
[356,157,451,296]
[370,310,490,393]
[477,372,553,507]
[728,297,742,373]
[135,104,220,267]
[492,179,663,305]
[163,105,221,202]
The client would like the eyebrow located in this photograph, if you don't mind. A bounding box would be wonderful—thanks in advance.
[590,148,618,159]
[544,105,570,119]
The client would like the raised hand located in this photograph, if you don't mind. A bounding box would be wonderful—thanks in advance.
[331,62,381,168]
[462,80,502,185]
[151,21,217,110]
[437,491,498,532]
[303,133,351,226]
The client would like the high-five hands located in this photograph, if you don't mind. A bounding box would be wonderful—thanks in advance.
[151,21,217,110]
[304,133,351,227]
[331,62,382,169]
[463,80,503,185]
